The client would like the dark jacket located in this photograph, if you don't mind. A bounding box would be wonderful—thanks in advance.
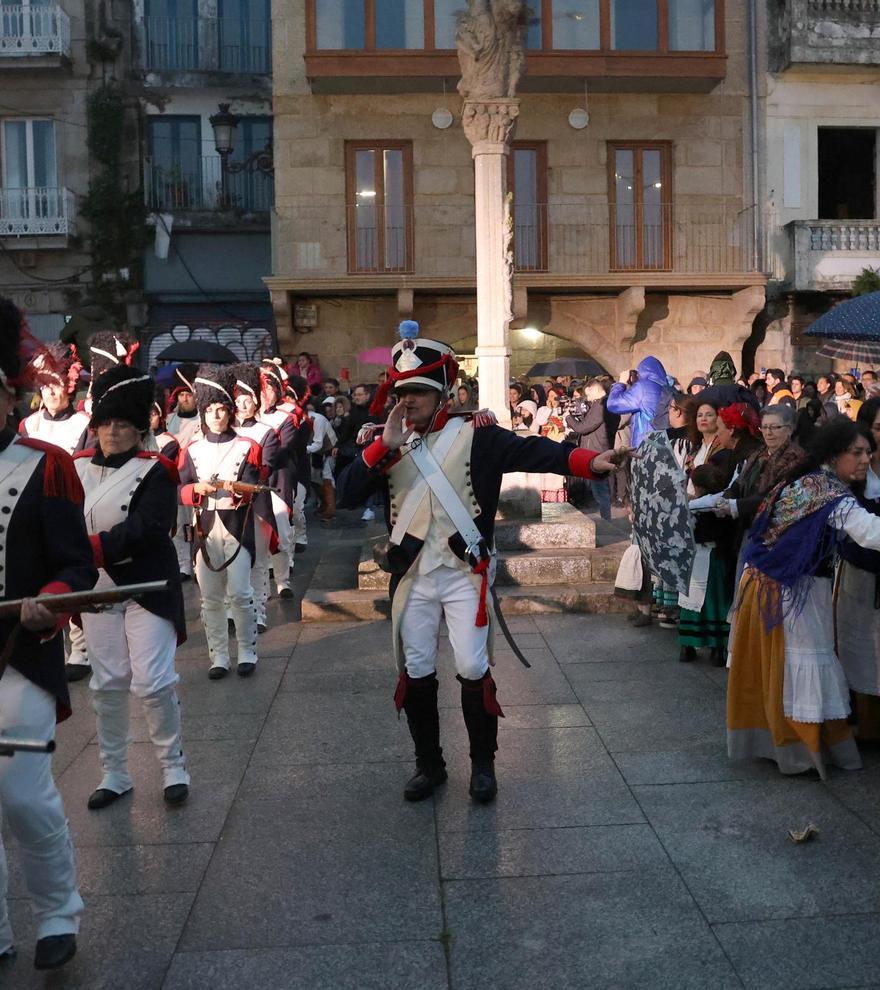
[565,400,610,454]
[0,430,98,721]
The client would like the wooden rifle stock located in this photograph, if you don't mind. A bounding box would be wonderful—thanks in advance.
[0,580,171,620]
[208,476,277,496]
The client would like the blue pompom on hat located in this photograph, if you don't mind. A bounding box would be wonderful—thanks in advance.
[399,320,420,340]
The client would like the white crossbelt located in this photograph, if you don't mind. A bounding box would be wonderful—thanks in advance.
[390,419,461,545]
[400,429,484,555]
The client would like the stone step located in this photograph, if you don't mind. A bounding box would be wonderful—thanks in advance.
[302,582,634,623]
[495,502,596,551]
[358,541,627,591]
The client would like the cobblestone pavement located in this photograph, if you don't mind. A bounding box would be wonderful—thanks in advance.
[5,515,880,989]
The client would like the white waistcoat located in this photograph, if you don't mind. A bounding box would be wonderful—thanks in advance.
[0,439,42,598]
[187,437,252,512]
[23,409,89,454]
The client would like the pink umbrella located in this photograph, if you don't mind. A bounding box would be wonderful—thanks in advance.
[358,346,393,366]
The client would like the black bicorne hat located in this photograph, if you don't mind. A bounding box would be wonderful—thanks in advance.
[89,364,154,432]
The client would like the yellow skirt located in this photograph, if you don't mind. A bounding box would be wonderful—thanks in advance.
[727,572,861,780]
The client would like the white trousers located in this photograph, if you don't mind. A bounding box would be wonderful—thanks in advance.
[269,492,293,594]
[230,520,271,626]
[173,505,192,576]
[196,520,258,669]
[0,668,83,952]
[399,565,490,680]
[82,600,179,697]
[291,482,307,548]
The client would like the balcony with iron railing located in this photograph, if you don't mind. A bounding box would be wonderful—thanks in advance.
[771,0,880,70]
[144,156,274,216]
[786,218,880,290]
[0,187,74,239]
[0,4,70,61]
[280,201,761,287]
[140,16,270,74]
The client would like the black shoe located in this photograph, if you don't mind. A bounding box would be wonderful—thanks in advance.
[294,544,306,554]
[208,666,229,680]
[0,947,16,962]
[710,647,726,667]
[87,787,132,810]
[469,761,498,804]
[237,662,256,677]
[403,765,447,802]
[227,618,235,634]
[679,646,696,663]
[66,664,91,683]
[257,623,267,635]
[279,588,294,600]
[164,783,189,806]
[179,572,192,584]
[34,934,76,971]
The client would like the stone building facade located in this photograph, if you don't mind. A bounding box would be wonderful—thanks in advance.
[267,0,766,386]
[759,0,880,375]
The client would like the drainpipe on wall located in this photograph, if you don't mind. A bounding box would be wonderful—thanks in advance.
[748,0,763,273]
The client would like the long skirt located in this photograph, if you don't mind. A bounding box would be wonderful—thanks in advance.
[678,550,731,649]
[727,569,861,779]
[836,561,880,741]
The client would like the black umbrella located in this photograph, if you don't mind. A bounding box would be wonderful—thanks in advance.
[526,357,605,378]
[155,340,238,364]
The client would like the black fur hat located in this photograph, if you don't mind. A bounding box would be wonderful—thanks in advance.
[259,359,284,394]
[88,330,138,378]
[172,362,199,394]
[231,363,261,401]
[89,364,154,432]
[193,364,235,414]
[0,295,23,389]
[286,374,308,402]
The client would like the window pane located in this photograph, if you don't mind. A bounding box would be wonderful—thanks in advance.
[32,120,56,188]
[668,0,714,50]
[642,149,663,268]
[316,0,364,49]
[376,0,423,48]
[219,0,270,71]
[229,117,272,210]
[611,0,657,50]
[148,117,201,209]
[552,0,599,50]
[513,148,540,269]
[2,121,28,188]
[613,149,636,268]
[525,11,541,49]
[434,0,458,48]
[383,149,405,270]
[354,149,377,269]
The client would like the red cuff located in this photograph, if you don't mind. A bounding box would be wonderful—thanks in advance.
[180,484,201,507]
[362,439,401,472]
[89,534,105,569]
[568,448,598,480]
[35,580,73,640]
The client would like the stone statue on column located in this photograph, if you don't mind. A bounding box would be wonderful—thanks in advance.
[456,0,529,434]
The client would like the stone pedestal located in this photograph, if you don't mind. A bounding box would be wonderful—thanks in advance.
[463,99,519,428]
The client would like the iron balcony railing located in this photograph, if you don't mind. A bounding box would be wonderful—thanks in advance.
[286,201,761,277]
[0,3,70,57]
[144,156,274,213]
[0,186,74,236]
[142,16,270,73]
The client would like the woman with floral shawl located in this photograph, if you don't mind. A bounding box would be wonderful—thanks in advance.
[728,418,880,779]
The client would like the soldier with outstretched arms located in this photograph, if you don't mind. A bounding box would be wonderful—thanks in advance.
[0,297,98,972]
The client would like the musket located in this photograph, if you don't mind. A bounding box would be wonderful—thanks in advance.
[208,476,277,496]
[0,580,171,621]
[0,736,55,757]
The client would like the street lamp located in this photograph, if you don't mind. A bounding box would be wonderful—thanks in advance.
[209,102,274,210]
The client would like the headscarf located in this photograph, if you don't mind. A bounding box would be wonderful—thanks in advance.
[719,402,760,439]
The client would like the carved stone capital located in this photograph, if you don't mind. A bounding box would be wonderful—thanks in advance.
[461,99,520,151]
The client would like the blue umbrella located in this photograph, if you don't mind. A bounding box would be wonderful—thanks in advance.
[805,291,880,341]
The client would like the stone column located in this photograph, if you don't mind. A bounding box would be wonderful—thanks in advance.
[462,99,519,427]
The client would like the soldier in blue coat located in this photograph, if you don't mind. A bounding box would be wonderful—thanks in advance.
[0,297,97,972]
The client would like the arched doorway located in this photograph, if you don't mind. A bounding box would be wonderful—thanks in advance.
[450,326,610,381]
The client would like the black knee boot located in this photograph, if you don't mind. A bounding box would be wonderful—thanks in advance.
[458,672,504,804]
[397,672,447,802]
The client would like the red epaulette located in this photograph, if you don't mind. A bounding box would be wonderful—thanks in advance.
[16,438,84,503]
[470,409,498,429]
[245,438,263,469]
[136,450,180,484]
[73,448,97,460]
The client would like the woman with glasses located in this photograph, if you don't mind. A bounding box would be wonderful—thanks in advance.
[836,398,880,741]
[728,418,880,779]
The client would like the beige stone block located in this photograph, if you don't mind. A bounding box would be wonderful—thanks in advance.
[674,166,727,196]
[685,141,723,167]
[415,168,461,197]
